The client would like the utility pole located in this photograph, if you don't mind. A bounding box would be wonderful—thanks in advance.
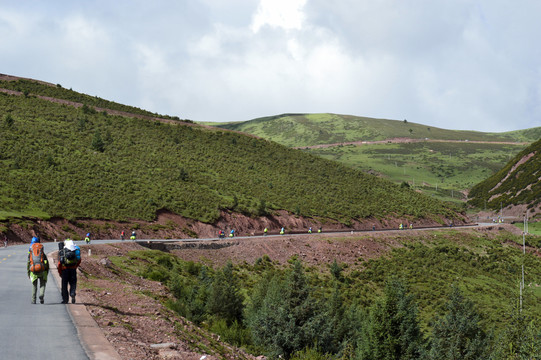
[520,213,526,312]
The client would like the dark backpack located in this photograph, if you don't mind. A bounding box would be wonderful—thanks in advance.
[60,248,77,265]
[29,243,46,273]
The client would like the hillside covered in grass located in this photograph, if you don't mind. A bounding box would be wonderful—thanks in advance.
[215,113,536,203]
[468,138,541,213]
[0,77,460,226]
[214,113,540,147]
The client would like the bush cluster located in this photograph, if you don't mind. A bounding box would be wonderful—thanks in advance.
[116,234,541,360]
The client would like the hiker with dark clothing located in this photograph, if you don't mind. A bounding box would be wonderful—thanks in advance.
[27,236,49,304]
[57,239,81,304]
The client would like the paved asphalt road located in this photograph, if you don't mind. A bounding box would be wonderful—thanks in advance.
[0,241,89,360]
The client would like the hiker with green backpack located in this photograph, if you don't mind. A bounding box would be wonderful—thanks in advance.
[27,236,49,304]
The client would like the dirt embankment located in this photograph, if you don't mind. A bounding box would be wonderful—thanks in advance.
[2,209,468,245]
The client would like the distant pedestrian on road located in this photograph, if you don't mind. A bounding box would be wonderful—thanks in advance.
[57,239,81,304]
[264,227,268,236]
[27,236,49,304]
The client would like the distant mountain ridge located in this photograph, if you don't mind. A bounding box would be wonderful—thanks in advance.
[213,113,541,147]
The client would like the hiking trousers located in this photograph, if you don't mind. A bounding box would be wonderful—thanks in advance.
[31,276,47,303]
[61,268,77,303]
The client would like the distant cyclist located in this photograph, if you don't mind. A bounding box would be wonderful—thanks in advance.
[85,232,91,244]
[130,231,136,240]
[120,231,125,240]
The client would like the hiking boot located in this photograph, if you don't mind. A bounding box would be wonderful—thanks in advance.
[31,300,36,304]
[39,297,44,304]
[71,296,76,304]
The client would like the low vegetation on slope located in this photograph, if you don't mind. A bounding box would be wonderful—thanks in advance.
[468,138,541,212]
[0,82,458,224]
[102,229,541,359]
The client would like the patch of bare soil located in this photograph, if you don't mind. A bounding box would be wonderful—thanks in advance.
[168,231,405,268]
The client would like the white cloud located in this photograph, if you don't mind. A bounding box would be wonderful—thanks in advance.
[1,1,541,131]
[251,0,307,32]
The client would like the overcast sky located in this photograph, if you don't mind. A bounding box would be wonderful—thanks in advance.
[1,1,540,132]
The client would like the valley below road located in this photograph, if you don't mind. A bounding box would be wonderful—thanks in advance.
[74,223,527,360]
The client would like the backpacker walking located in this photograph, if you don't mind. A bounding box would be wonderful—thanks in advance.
[57,239,81,304]
[27,236,49,304]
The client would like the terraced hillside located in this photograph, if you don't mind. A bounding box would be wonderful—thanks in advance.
[0,76,462,241]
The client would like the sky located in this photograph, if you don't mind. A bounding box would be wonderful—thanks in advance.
[1,0,541,132]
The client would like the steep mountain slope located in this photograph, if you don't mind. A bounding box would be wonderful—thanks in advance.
[0,76,462,235]
[468,138,541,216]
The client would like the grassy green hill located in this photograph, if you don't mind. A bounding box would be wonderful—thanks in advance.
[468,138,541,212]
[309,141,525,202]
[214,114,538,202]
[0,76,180,120]
[0,78,460,225]
[214,113,540,147]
